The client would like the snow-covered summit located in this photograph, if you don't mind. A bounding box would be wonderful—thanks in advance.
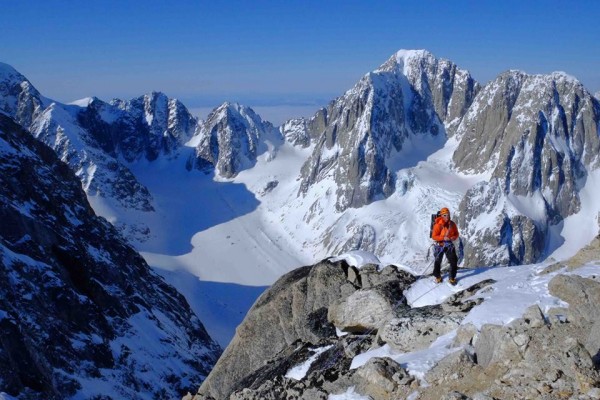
[189,101,281,178]
[69,96,97,107]
[0,61,26,81]
[0,62,48,128]
[378,48,438,74]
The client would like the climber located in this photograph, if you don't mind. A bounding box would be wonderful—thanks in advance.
[431,207,460,285]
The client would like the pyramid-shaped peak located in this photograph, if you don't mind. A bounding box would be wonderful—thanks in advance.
[376,49,462,77]
[212,101,260,120]
[140,91,172,106]
[392,49,436,62]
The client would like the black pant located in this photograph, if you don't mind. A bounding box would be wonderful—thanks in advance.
[433,244,458,279]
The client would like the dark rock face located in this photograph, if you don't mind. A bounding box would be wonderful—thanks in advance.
[195,261,350,400]
[0,114,221,399]
[110,92,197,162]
[0,63,47,129]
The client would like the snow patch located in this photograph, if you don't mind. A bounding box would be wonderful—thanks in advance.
[285,345,334,380]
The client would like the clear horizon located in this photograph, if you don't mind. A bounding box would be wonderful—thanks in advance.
[2,0,599,124]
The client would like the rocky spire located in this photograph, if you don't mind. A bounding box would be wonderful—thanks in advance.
[189,102,282,178]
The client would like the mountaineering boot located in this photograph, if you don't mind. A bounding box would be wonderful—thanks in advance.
[449,277,457,286]
[434,276,443,284]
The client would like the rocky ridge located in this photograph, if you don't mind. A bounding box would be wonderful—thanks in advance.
[190,254,600,400]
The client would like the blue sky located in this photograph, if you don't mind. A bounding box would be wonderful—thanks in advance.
[2,1,599,123]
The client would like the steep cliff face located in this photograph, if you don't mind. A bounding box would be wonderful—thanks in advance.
[296,50,479,212]
[0,114,221,399]
[110,92,197,162]
[189,102,282,178]
[454,71,600,267]
[0,63,48,129]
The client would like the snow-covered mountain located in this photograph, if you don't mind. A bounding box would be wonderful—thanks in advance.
[293,50,479,212]
[454,70,600,267]
[2,48,599,293]
[188,101,281,178]
[0,114,220,399]
[2,48,600,398]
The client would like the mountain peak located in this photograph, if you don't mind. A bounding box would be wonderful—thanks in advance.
[377,48,442,75]
[392,48,435,62]
[0,62,25,80]
[144,90,169,102]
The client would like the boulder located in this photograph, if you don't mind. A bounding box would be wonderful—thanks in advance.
[328,281,406,333]
[354,357,414,400]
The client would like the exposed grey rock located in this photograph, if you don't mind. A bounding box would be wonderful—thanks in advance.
[549,274,600,359]
[227,339,357,400]
[454,71,600,267]
[441,391,472,400]
[426,349,479,385]
[190,102,282,178]
[354,357,414,400]
[441,279,494,312]
[0,114,221,399]
[378,307,462,353]
[548,274,600,323]
[474,323,525,368]
[195,260,350,400]
[328,281,408,333]
[453,323,478,347]
[360,264,415,289]
[298,50,478,212]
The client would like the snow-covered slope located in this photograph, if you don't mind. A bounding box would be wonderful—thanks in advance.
[0,114,220,399]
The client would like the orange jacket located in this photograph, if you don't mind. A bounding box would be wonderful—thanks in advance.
[431,216,459,243]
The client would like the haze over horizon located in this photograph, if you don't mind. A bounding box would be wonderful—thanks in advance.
[2,0,599,125]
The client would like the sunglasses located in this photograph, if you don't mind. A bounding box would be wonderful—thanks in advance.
[441,214,449,217]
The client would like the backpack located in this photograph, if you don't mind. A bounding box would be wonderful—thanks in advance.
[429,211,441,238]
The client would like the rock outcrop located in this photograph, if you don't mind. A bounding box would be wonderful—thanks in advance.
[419,275,600,399]
[190,252,600,400]
[190,259,490,400]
